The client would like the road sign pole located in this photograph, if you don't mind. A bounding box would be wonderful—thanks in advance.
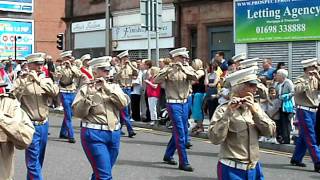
[147,0,152,60]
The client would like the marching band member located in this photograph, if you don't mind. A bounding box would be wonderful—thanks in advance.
[208,67,276,180]
[72,56,129,179]
[56,51,83,143]
[12,52,59,180]
[114,50,138,138]
[155,47,198,172]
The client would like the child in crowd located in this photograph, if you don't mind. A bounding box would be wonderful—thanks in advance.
[145,67,161,126]
[264,87,282,144]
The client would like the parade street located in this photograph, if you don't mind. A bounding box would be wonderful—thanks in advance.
[13,113,320,180]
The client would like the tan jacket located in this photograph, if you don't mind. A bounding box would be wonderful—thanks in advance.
[72,83,129,130]
[154,64,197,100]
[294,74,319,107]
[208,103,276,164]
[115,62,138,87]
[56,65,83,91]
[12,76,59,121]
[0,94,34,180]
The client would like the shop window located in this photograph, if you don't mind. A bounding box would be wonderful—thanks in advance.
[190,29,197,60]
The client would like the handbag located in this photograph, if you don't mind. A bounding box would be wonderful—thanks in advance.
[282,94,294,113]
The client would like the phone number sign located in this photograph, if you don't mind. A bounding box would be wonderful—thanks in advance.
[235,0,320,43]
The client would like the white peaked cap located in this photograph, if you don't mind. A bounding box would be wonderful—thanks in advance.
[301,58,318,68]
[25,52,46,63]
[225,66,259,86]
[232,53,247,62]
[60,51,73,58]
[88,56,112,70]
[117,50,129,59]
[169,47,189,58]
[240,58,260,69]
[80,54,91,62]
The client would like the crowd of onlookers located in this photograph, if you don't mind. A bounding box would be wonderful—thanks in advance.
[0,52,298,145]
[126,52,297,145]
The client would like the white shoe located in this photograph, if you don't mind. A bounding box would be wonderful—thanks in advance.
[150,121,155,126]
[55,106,63,111]
[130,119,135,122]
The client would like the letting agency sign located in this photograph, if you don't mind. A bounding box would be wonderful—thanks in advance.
[234,0,320,43]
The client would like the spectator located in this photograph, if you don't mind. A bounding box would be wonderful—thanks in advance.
[0,63,12,93]
[141,59,153,122]
[214,51,228,77]
[265,87,282,144]
[259,58,275,80]
[131,60,143,122]
[190,59,206,135]
[273,62,286,78]
[275,69,294,144]
[204,61,220,120]
[158,58,171,110]
[145,67,161,126]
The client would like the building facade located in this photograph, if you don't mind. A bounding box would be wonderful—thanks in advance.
[177,0,233,62]
[64,0,176,60]
[64,0,234,61]
[0,0,65,60]
[34,0,66,60]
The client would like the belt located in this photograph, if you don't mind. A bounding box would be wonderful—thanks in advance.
[81,122,121,131]
[32,119,48,126]
[297,105,318,112]
[219,159,256,171]
[60,90,76,93]
[166,99,187,104]
[121,86,132,89]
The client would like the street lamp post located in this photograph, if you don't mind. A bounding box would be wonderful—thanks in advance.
[14,36,22,61]
[106,0,110,55]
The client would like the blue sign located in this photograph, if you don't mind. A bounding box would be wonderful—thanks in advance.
[0,0,33,13]
[0,19,34,60]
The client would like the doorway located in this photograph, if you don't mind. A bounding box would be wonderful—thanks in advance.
[208,26,234,61]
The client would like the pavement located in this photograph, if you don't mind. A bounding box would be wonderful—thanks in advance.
[13,113,320,180]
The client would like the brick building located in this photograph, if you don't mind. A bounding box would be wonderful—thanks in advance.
[64,0,176,59]
[34,0,66,60]
[177,0,233,62]
[63,0,234,61]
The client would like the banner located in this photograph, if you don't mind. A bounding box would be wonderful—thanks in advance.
[235,0,320,43]
[0,19,34,60]
[0,0,33,13]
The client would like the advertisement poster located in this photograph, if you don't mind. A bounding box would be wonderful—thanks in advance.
[0,0,33,13]
[235,0,320,43]
[0,19,34,60]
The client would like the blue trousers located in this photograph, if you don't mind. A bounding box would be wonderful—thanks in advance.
[120,88,134,134]
[164,103,189,166]
[217,161,264,180]
[81,127,121,180]
[26,122,49,180]
[60,92,75,139]
[292,108,320,164]
[186,96,193,144]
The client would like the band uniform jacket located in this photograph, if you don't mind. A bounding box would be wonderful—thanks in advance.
[115,62,138,88]
[294,74,320,108]
[0,94,34,180]
[12,74,59,121]
[208,102,276,166]
[72,82,129,131]
[154,64,198,100]
[56,65,83,91]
